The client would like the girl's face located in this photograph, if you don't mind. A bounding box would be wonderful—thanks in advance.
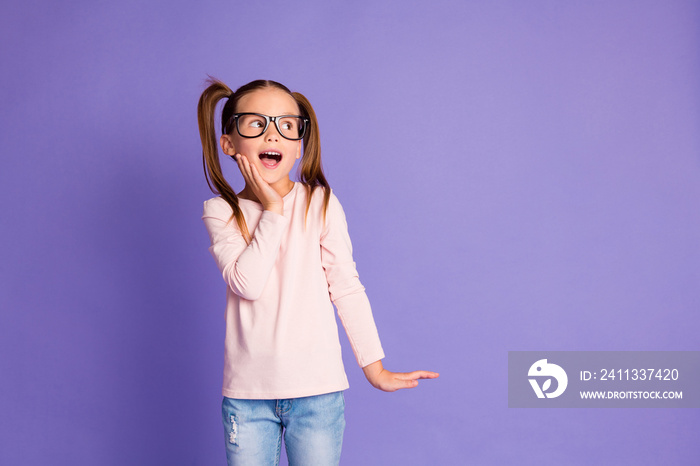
[221,88,302,194]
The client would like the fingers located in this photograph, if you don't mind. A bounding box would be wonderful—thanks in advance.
[382,371,439,391]
[401,379,419,388]
[235,154,267,187]
[398,370,440,381]
[234,154,255,187]
[248,160,267,186]
[387,377,419,391]
[233,153,248,182]
[236,154,266,195]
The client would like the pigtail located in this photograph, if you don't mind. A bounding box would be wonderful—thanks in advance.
[293,92,331,221]
[197,78,251,242]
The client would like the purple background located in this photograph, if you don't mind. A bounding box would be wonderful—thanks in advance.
[1,1,699,464]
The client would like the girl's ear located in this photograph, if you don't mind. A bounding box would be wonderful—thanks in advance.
[296,140,302,159]
[220,135,236,156]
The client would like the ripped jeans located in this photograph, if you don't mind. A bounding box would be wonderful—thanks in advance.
[221,391,345,466]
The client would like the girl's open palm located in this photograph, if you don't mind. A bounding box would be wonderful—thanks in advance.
[362,360,439,392]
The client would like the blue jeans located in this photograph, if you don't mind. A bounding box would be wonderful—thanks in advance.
[222,391,345,466]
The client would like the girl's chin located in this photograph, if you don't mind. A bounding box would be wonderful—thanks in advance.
[261,175,291,188]
[257,164,283,176]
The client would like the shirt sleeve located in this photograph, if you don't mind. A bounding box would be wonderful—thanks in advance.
[202,198,289,301]
[321,193,385,367]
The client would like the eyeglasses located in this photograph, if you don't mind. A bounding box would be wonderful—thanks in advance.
[224,113,308,140]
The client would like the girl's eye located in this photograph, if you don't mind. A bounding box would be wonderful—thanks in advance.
[280,119,296,131]
[238,115,266,129]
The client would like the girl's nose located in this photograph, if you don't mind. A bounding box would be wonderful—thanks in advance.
[264,125,280,141]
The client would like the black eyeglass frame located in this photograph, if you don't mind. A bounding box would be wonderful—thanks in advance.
[224,113,309,141]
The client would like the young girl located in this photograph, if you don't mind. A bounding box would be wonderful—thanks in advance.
[197,78,438,465]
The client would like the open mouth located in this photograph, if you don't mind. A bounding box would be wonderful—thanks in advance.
[259,151,282,168]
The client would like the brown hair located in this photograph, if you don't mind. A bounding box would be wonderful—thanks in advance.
[197,78,331,242]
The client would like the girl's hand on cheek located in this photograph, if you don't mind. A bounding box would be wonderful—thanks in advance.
[234,154,284,215]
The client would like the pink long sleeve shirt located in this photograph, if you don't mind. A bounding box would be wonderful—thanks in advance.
[202,183,385,399]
